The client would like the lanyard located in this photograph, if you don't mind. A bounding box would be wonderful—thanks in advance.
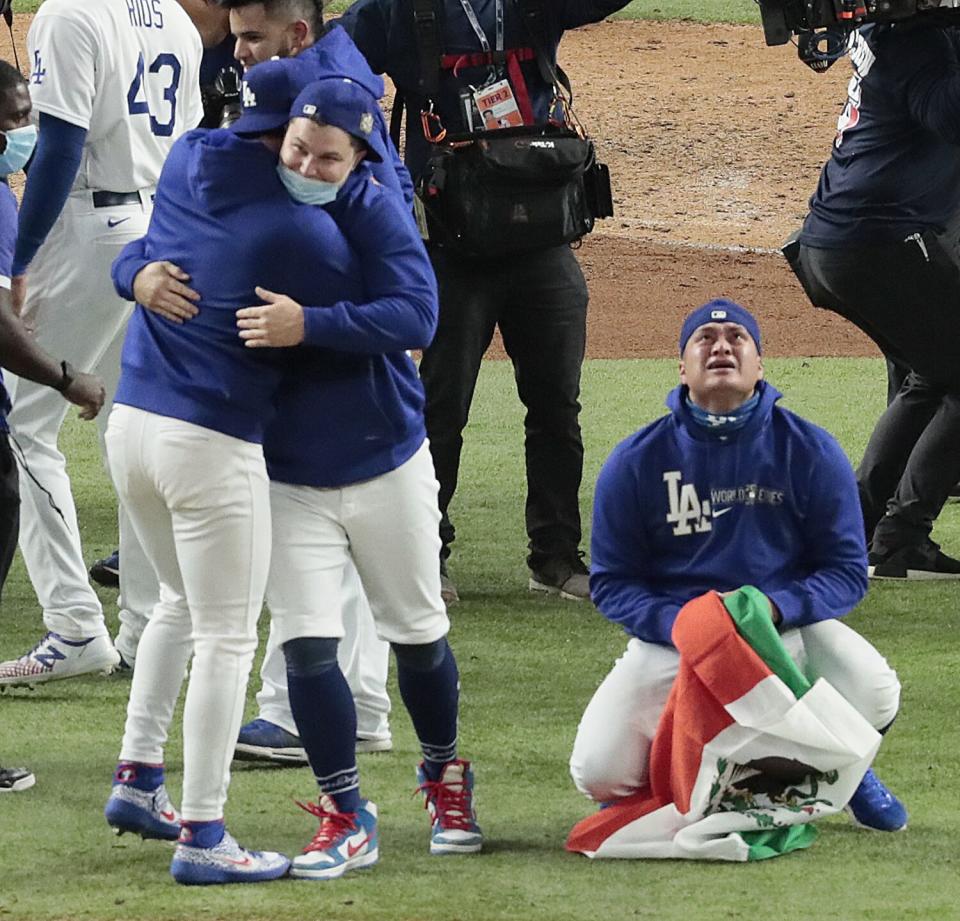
[457,0,503,54]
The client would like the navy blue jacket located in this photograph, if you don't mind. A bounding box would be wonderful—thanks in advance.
[263,164,438,488]
[591,382,868,646]
[339,0,630,181]
[802,23,960,247]
[111,129,360,443]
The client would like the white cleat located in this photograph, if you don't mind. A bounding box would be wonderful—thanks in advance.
[0,632,120,688]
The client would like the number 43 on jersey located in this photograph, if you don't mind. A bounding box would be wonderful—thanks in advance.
[127,52,181,137]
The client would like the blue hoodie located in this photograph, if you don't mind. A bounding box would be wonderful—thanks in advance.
[262,163,438,487]
[590,381,868,646]
[111,129,361,443]
[298,24,414,205]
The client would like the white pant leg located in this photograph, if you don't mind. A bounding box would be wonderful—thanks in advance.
[569,638,680,802]
[571,618,901,804]
[341,442,449,646]
[107,405,270,821]
[256,560,391,739]
[337,563,391,740]
[114,502,160,666]
[793,620,901,731]
[6,195,150,638]
[108,408,195,766]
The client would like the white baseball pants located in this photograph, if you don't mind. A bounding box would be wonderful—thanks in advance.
[106,405,271,821]
[570,619,902,803]
[5,189,156,640]
[255,560,392,742]
[267,440,449,648]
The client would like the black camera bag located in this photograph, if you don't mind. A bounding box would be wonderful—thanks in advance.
[417,124,610,258]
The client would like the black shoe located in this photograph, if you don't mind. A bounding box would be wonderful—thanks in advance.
[0,765,36,793]
[89,549,120,588]
[529,553,591,601]
[868,540,960,580]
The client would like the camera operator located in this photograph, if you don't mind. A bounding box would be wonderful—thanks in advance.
[339,0,630,603]
[789,18,960,580]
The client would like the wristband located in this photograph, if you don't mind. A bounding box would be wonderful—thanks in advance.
[55,359,75,394]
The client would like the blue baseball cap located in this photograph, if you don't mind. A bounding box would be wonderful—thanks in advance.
[289,78,386,163]
[228,57,313,137]
[679,299,762,355]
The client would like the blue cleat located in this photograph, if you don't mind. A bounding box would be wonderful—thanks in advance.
[846,768,907,832]
[417,759,483,854]
[170,829,290,885]
[234,718,307,764]
[290,795,379,880]
[105,782,181,840]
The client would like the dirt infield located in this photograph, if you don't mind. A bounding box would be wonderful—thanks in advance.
[0,15,878,359]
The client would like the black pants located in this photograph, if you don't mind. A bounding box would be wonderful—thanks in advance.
[0,433,20,593]
[799,234,960,551]
[419,244,588,570]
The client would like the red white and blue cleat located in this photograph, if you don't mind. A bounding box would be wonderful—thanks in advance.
[170,829,290,885]
[105,781,181,841]
[290,795,379,880]
[417,759,483,854]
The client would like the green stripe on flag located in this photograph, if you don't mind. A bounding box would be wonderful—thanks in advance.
[743,824,819,861]
[723,586,811,699]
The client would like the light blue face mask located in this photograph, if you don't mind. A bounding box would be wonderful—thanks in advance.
[0,124,38,177]
[276,163,343,206]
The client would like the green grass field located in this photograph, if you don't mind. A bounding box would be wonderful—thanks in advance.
[2,358,960,921]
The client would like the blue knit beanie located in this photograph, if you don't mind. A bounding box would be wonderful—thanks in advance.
[678,299,761,355]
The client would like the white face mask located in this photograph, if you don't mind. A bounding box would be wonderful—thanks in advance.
[276,163,344,206]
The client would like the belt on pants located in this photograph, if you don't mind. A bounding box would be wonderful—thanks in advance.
[92,190,145,208]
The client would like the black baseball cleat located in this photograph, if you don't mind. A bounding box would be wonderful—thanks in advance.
[89,549,120,588]
[0,765,36,793]
[868,540,960,580]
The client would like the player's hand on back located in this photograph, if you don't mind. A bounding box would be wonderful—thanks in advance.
[133,261,200,324]
[64,371,106,421]
[236,286,305,348]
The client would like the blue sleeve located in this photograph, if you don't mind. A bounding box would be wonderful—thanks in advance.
[111,236,151,302]
[589,444,682,645]
[0,185,18,284]
[337,0,390,75]
[301,189,437,353]
[12,114,87,276]
[767,436,868,630]
[895,30,960,146]
[368,109,415,206]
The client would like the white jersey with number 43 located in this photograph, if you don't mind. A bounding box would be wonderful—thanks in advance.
[27,0,202,193]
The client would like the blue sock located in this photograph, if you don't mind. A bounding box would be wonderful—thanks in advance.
[113,761,163,791]
[179,819,225,848]
[394,639,460,781]
[286,647,361,815]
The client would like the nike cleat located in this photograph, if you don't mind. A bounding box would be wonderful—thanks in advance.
[417,759,483,854]
[290,795,379,880]
[170,830,290,885]
[105,782,180,841]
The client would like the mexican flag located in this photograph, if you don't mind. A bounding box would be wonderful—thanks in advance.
[566,586,881,861]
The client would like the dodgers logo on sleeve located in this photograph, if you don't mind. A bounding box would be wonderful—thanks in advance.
[30,50,46,86]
